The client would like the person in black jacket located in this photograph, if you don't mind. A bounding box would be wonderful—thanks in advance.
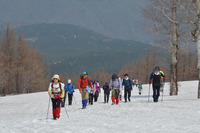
[122,74,133,102]
[149,66,165,102]
[103,82,110,103]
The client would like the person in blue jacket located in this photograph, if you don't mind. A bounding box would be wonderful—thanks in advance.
[122,74,133,102]
[65,79,75,105]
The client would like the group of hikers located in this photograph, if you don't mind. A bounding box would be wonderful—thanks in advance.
[48,66,165,120]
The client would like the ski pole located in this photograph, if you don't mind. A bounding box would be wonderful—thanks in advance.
[148,85,151,103]
[64,106,69,118]
[46,96,50,119]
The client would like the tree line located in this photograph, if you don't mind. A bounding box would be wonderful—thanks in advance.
[0,26,48,96]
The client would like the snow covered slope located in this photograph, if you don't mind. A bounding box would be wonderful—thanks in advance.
[0,81,200,133]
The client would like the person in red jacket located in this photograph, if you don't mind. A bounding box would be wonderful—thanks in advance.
[78,72,93,109]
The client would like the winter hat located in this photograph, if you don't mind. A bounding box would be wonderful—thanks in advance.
[68,79,71,84]
[105,82,109,86]
[95,79,98,82]
[117,75,119,78]
[112,73,117,81]
[82,72,88,75]
[52,74,59,80]
[155,66,160,71]
[124,73,128,76]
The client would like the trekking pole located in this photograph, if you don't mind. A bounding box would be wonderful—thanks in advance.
[46,96,50,119]
[64,106,69,118]
[161,87,164,102]
[148,85,151,103]
[73,95,77,105]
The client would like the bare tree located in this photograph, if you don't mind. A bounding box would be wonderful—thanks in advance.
[142,0,193,95]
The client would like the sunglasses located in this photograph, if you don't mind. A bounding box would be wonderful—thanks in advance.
[53,78,58,80]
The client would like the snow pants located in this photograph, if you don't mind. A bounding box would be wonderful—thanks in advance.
[51,98,61,119]
[89,93,94,105]
[68,93,73,105]
[111,89,120,104]
[94,93,99,102]
[104,93,110,103]
[81,88,89,108]
[124,89,131,102]
[153,86,160,102]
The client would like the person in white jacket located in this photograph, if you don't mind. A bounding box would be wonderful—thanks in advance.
[48,74,65,120]
[109,74,121,105]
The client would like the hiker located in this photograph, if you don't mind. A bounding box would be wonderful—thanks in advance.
[93,79,100,102]
[48,74,65,120]
[117,75,123,101]
[132,80,135,87]
[103,82,110,103]
[78,72,93,109]
[65,79,75,105]
[122,74,133,102]
[149,66,165,102]
[109,73,121,105]
[160,71,165,92]
[89,80,94,105]
[138,81,142,95]
[135,78,139,87]
[59,77,66,108]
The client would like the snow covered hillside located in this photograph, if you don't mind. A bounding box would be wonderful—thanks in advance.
[0,81,200,133]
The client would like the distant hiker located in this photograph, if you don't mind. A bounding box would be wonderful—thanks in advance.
[117,75,123,101]
[149,66,165,102]
[138,81,142,95]
[160,71,165,92]
[103,82,110,103]
[93,79,100,102]
[132,80,135,87]
[89,80,94,105]
[122,74,133,102]
[109,73,121,105]
[135,79,139,87]
[65,79,75,105]
[78,72,93,109]
[48,74,65,120]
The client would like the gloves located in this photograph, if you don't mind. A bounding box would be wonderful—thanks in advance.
[149,80,152,85]
[109,89,112,91]
[117,85,120,89]
[118,90,121,93]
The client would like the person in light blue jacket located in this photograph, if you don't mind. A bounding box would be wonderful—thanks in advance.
[65,79,75,105]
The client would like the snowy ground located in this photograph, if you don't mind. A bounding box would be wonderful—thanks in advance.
[0,81,200,133]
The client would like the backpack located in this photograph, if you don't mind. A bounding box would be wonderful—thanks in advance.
[51,81,62,94]
[112,74,118,81]
[80,77,90,88]
[152,71,162,81]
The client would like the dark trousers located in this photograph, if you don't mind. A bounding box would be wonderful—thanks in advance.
[94,93,99,102]
[104,93,110,103]
[153,86,160,101]
[68,93,73,105]
[89,93,94,105]
[124,89,131,102]
[51,98,61,109]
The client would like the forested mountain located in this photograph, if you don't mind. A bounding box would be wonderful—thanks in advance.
[15,23,152,75]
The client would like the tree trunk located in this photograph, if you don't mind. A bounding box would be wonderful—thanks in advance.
[197,0,200,98]
[170,0,178,95]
